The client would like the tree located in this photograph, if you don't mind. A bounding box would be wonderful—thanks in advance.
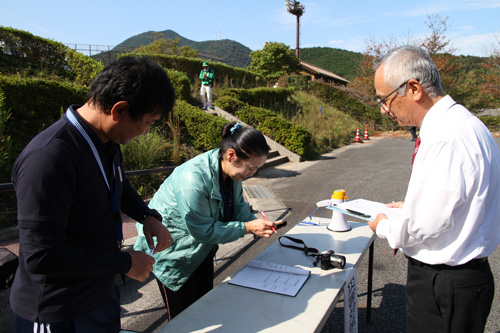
[481,32,500,107]
[351,14,481,111]
[247,42,301,85]
[133,37,198,58]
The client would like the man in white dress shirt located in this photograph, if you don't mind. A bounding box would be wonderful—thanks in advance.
[369,45,500,332]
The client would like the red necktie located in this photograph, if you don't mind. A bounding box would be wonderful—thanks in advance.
[411,136,421,170]
[394,136,421,256]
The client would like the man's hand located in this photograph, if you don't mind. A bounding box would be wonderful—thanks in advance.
[367,213,388,233]
[142,216,173,254]
[126,251,155,282]
[387,201,404,209]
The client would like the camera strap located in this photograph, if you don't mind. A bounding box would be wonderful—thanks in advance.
[278,236,320,258]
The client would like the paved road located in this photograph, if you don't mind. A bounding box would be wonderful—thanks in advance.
[221,135,500,333]
[2,135,500,332]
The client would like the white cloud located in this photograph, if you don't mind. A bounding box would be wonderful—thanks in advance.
[454,32,500,56]
[328,39,345,45]
[384,0,500,18]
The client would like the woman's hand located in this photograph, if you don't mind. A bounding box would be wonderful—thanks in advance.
[244,219,276,238]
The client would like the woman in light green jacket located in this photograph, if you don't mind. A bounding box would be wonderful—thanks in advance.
[134,122,274,320]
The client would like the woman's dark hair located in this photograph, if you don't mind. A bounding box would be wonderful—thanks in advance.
[86,55,176,120]
[220,123,269,160]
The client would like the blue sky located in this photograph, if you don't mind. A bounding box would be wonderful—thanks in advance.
[2,0,500,57]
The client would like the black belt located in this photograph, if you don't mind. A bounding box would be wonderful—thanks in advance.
[406,255,488,270]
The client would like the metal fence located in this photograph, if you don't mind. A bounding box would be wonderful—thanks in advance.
[0,166,177,228]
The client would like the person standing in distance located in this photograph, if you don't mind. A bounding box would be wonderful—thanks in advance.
[199,61,215,110]
[368,45,500,332]
[11,56,175,332]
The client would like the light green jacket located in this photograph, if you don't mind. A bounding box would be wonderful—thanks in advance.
[134,149,256,291]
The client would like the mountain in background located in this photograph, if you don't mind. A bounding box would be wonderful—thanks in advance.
[92,29,252,68]
[92,29,365,79]
[91,29,489,85]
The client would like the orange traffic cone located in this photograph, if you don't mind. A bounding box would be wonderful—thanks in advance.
[354,128,362,143]
[364,125,370,140]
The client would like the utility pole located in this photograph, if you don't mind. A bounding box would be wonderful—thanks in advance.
[285,0,305,58]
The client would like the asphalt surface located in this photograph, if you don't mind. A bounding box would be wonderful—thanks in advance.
[1,135,500,332]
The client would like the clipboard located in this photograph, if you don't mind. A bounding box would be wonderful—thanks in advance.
[326,198,402,221]
[327,205,372,221]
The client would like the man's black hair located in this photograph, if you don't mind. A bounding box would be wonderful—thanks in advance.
[86,56,176,120]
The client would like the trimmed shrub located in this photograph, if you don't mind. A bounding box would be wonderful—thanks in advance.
[214,95,245,114]
[235,105,312,157]
[307,81,380,123]
[219,87,295,109]
[0,27,103,85]
[0,76,87,181]
[175,100,229,151]
[165,68,191,101]
[122,53,265,90]
[479,115,500,126]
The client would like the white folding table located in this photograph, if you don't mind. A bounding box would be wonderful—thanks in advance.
[156,217,376,333]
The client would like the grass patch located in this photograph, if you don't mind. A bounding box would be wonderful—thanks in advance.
[290,91,361,154]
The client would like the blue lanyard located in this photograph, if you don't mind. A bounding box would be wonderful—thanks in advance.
[66,108,123,245]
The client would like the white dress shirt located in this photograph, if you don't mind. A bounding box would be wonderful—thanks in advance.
[376,95,500,265]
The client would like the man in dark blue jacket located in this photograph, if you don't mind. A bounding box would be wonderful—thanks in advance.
[11,56,175,332]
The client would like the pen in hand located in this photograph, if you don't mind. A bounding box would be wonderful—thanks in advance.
[260,210,277,234]
[148,245,156,256]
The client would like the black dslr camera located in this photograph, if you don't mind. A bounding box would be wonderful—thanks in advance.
[313,250,346,270]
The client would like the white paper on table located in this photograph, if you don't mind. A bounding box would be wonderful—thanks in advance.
[328,198,402,221]
[228,259,310,297]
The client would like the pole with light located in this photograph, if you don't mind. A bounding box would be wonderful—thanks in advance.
[285,0,305,58]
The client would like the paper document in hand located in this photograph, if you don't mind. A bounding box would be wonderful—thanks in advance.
[330,199,402,221]
[228,259,310,297]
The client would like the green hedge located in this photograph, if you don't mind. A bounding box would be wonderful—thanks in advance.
[307,81,380,123]
[214,93,313,157]
[235,105,312,157]
[124,53,265,90]
[175,100,229,151]
[165,68,191,101]
[0,27,103,86]
[0,76,88,181]
[479,115,500,126]
[213,95,246,114]
[219,87,295,109]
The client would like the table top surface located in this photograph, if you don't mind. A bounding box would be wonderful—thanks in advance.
[157,217,376,333]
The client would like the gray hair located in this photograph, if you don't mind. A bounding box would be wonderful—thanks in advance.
[374,45,444,98]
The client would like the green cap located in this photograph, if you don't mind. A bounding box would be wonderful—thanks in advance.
[202,61,209,67]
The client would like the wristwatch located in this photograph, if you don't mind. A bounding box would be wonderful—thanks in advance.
[140,208,163,223]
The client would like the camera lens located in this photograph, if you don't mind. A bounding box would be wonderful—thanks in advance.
[330,254,346,269]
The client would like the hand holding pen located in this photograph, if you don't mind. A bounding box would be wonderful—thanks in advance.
[245,219,275,238]
[260,210,277,234]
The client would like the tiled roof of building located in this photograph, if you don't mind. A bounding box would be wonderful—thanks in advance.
[299,60,350,85]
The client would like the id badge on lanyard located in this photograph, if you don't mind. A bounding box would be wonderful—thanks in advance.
[66,107,124,248]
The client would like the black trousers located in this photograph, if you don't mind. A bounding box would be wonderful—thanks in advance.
[14,285,121,333]
[406,257,494,333]
[156,251,215,321]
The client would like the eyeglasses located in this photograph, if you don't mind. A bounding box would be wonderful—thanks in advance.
[376,79,410,111]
